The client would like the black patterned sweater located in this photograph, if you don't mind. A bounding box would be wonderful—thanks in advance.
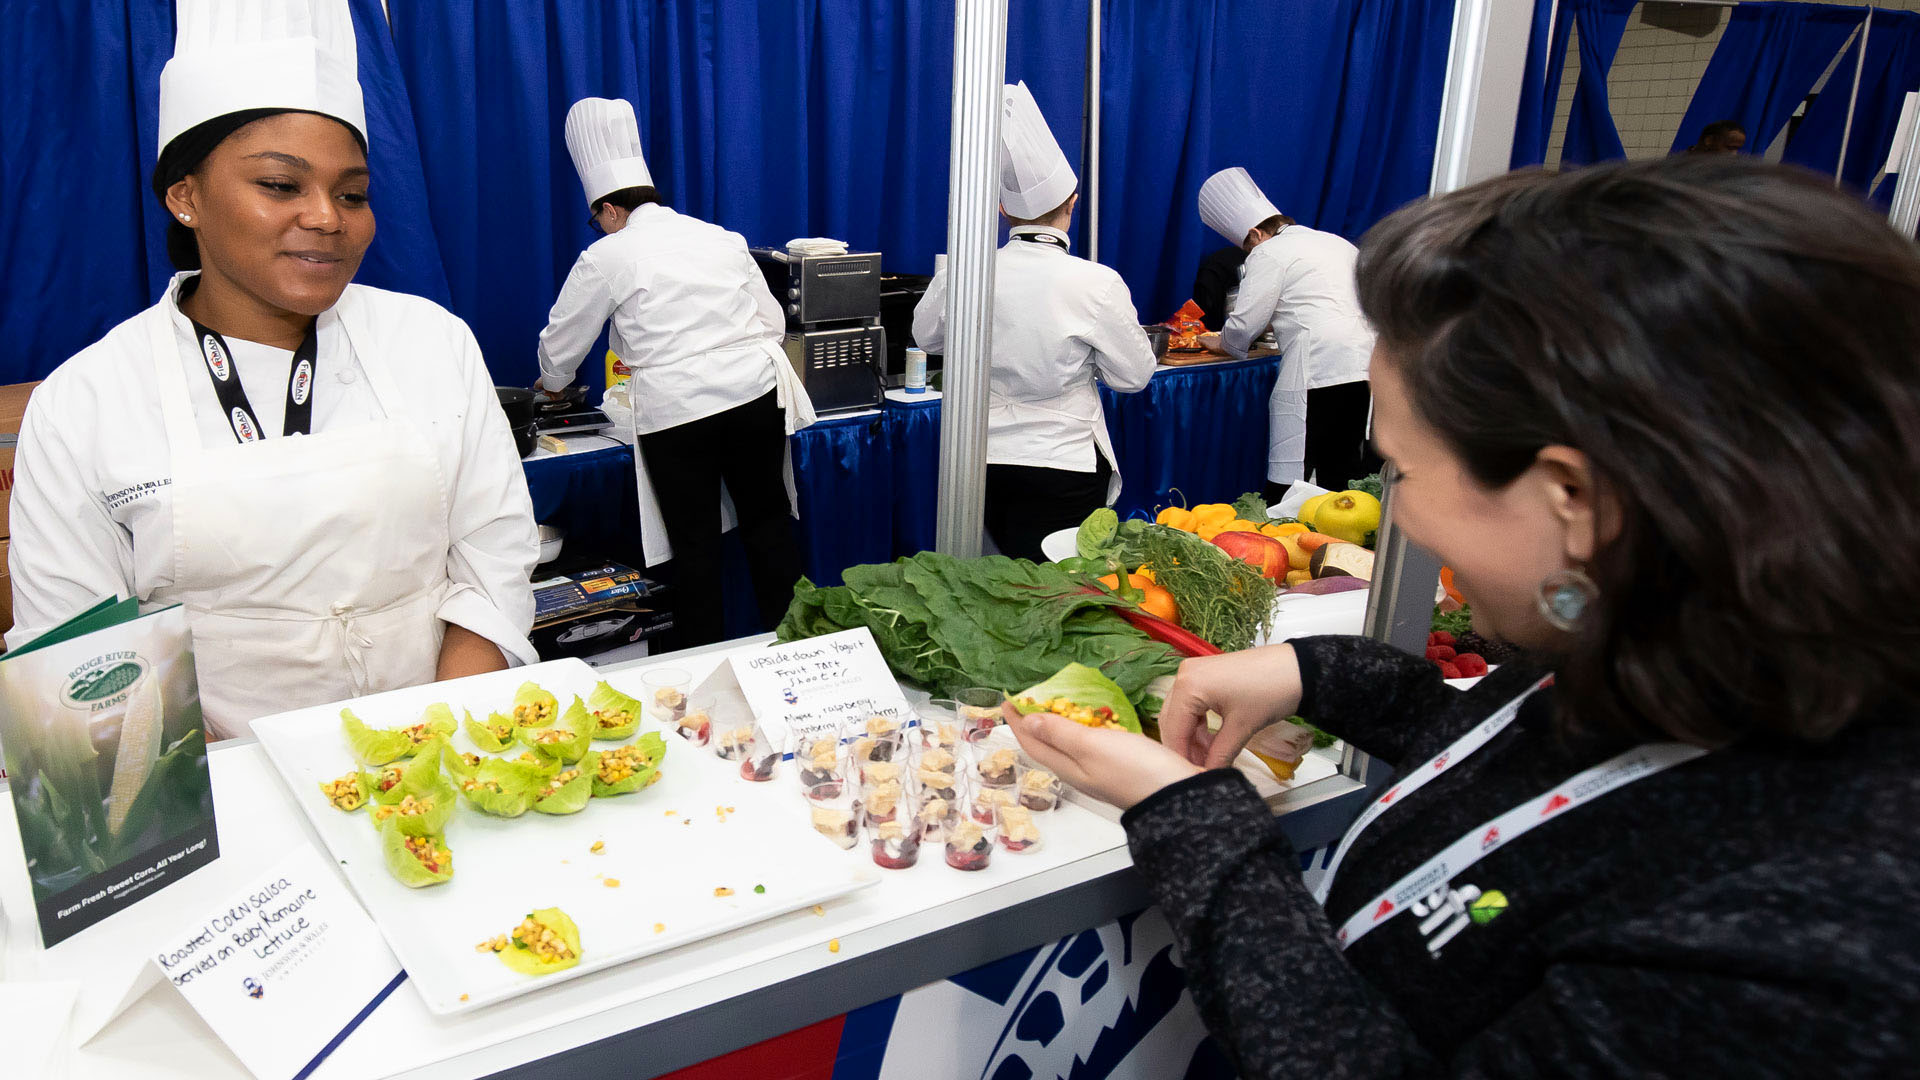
[1122,635,1920,1078]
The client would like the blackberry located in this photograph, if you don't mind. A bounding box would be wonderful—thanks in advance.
[1454,630,1522,666]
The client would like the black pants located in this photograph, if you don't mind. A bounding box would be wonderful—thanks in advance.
[985,458,1111,562]
[1264,380,1380,504]
[639,391,802,646]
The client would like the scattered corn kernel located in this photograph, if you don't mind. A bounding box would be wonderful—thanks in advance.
[460,994,469,1002]
[604,878,621,888]
[653,922,665,934]
[714,887,734,897]
[828,938,840,953]
[590,840,605,854]
[811,905,826,916]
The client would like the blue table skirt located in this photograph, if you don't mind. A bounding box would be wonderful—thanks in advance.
[521,356,1280,639]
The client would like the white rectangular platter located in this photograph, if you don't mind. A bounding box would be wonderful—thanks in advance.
[251,658,876,1016]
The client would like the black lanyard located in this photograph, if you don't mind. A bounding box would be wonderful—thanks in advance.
[186,316,318,443]
[1015,231,1070,251]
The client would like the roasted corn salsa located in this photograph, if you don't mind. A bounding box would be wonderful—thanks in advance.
[321,771,368,811]
[529,727,571,747]
[511,914,576,963]
[400,722,442,746]
[457,751,484,769]
[1014,695,1129,731]
[540,769,581,800]
[596,744,650,785]
[462,777,503,795]
[404,835,451,874]
[479,718,513,743]
[372,794,436,823]
[373,764,407,794]
[593,707,633,731]
[514,698,556,727]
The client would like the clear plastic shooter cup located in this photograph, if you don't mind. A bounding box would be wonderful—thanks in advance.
[802,778,860,850]
[642,667,690,728]
[952,687,1003,743]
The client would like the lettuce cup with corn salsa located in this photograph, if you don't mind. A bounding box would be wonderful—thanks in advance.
[480,907,582,976]
[342,704,457,766]
[517,697,594,765]
[510,681,561,729]
[587,681,643,740]
[465,709,517,753]
[1008,663,1142,734]
[591,733,665,797]
[381,818,453,887]
[531,762,593,815]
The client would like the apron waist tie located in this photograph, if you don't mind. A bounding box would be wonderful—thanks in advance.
[331,601,377,696]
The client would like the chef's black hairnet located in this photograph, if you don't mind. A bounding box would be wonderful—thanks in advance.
[150,108,367,272]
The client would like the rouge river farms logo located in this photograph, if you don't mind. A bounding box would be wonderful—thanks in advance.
[61,651,149,713]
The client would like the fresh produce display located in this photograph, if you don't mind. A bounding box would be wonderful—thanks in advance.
[1431,605,1521,666]
[777,552,1183,710]
[324,682,668,886]
[1425,630,1489,680]
[1009,663,1143,734]
[1299,488,1382,547]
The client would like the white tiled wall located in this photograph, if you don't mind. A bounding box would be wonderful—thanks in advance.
[1542,0,1920,169]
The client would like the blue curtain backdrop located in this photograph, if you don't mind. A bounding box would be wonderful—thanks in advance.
[1511,0,1573,169]
[388,0,1089,391]
[1672,3,1864,155]
[1784,11,1920,198]
[1560,0,1638,168]
[1098,0,1454,324]
[0,0,448,385]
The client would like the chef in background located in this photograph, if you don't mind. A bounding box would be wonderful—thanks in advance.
[912,82,1157,561]
[6,0,540,737]
[1198,168,1377,501]
[534,98,814,647]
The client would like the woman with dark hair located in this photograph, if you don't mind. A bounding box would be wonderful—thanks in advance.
[6,0,540,737]
[535,97,813,647]
[1009,155,1920,1075]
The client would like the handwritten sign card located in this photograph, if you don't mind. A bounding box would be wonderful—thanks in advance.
[728,627,914,748]
[152,845,402,1079]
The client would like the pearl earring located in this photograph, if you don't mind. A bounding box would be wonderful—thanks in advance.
[180,213,191,222]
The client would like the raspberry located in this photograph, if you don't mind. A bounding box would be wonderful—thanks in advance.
[1439,661,1464,679]
[1425,645,1457,662]
[1454,653,1488,677]
[1429,631,1456,647]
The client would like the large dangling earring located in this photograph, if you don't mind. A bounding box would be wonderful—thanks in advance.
[1536,568,1598,632]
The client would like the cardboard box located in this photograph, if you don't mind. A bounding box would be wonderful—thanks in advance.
[532,561,660,627]
[0,381,43,539]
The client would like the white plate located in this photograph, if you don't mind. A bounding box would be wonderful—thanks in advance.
[251,658,874,1015]
[1039,528,1079,563]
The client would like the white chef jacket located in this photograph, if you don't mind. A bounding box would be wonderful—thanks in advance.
[537,203,780,435]
[911,226,1157,477]
[1219,224,1375,389]
[5,280,541,663]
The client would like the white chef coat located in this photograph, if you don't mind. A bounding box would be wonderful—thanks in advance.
[1219,224,1374,389]
[536,203,780,435]
[911,226,1156,501]
[6,278,541,668]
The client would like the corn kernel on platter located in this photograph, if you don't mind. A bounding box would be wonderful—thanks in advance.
[252,658,873,1015]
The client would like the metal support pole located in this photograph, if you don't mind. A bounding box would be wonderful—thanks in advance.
[1837,10,1872,183]
[1889,96,1920,238]
[1085,0,1102,264]
[934,0,1009,558]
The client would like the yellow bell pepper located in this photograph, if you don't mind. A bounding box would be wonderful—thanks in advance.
[1155,506,1198,532]
[1260,522,1309,539]
[1191,503,1237,528]
[1134,565,1156,583]
[1215,520,1260,534]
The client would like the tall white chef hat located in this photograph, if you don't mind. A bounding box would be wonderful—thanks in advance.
[157,0,367,157]
[566,97,654,210]
[999,81,1077,221]
[1198,168,1283,245]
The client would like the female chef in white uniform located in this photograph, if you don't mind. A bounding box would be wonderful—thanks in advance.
[911,83,1157,560]
[1197,168,1378,501]
[5,0,541,738]
[535,98,814,648]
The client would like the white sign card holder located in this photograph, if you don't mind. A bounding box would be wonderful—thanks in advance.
[1885,92,1918,175]
[151,845,403,1080]
[711,627,916,749]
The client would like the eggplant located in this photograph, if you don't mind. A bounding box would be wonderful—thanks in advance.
[1308,543,1377,582]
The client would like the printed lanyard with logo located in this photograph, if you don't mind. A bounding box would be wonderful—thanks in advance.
[187,317,317,444]
[1315,676,1708,951]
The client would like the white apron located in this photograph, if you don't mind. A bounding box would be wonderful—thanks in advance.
[630,340,816,566]
[1267,352,1308,486]
[989,379,1125,505]
[142,293,454,738]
